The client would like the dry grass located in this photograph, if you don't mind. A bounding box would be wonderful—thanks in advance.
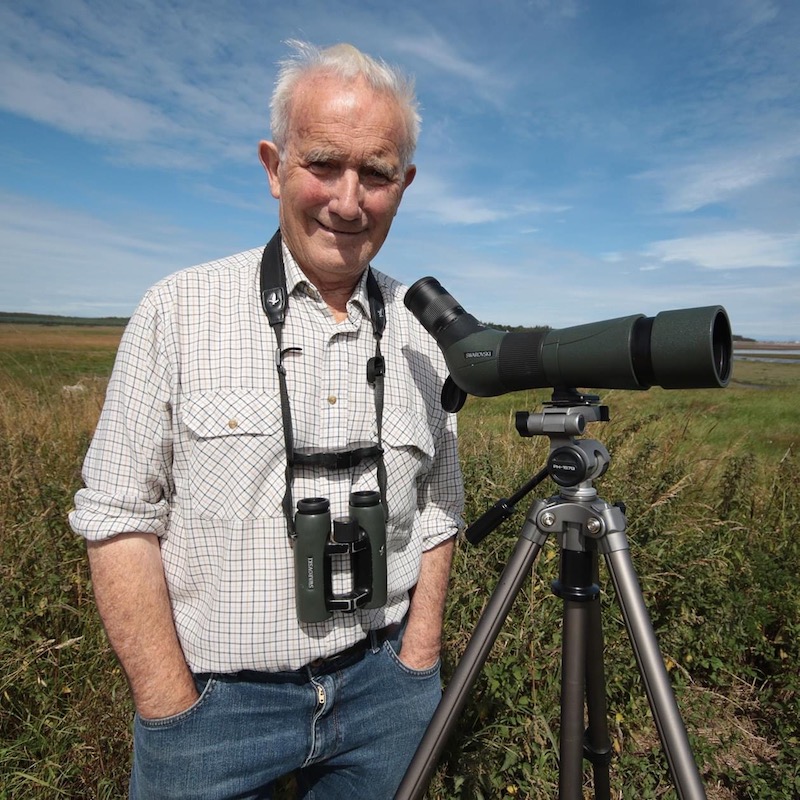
[0,324,123,351]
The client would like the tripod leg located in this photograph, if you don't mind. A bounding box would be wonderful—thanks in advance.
[559,595,591,800]
[604,547,707,800]
[584,569,612,800]
[554,548,612,800]
[394,521,547,800]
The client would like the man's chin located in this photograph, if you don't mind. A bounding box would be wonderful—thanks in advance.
[287,227,374,276]
[301,249,368,279]
[314,237,372,269]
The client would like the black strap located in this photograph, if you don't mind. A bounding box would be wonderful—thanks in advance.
[260,230,288,326]
[292,443,383,470]
[365,267,388,523]
[259,230,389,537]
[260,232,296,529]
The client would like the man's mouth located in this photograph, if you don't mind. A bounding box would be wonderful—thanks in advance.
[317,220,364,236]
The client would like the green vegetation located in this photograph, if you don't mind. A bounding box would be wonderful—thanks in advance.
[1,327,798,798]
[0,312,128,327]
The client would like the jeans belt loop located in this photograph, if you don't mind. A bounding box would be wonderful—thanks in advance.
[369,628,381,654]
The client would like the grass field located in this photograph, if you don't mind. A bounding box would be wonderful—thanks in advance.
[1,323,798,799]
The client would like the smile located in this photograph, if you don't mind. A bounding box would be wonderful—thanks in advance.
[317,221,365,236]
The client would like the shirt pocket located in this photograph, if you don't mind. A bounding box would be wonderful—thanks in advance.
[377,406,436,535]
[181,390,285,520]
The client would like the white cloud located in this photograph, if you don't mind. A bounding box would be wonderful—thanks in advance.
[639,136,800,213]
[527,0,582,19]
[0,61,176,144]
[646,229,800,269]
[0,191,237,313]
[723,0,780,42]
[405,173,568,226]
[405,174,514,225]
[393,34,490,84]
[392,33,505,104]
[0,2,268,167]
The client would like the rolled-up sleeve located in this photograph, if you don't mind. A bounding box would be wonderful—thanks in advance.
[416,392,463,551]
[69,291,174,541]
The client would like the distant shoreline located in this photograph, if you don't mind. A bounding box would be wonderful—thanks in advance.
[734,341,800,350]
[1,312,797,344]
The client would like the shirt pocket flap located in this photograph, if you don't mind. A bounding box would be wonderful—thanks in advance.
[182,389,282,438]
[382,405,436,461]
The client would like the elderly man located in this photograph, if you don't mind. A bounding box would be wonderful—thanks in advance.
[70,41,463,799]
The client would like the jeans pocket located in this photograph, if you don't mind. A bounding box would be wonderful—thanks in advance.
[136,674,217,730]
[383,638,441,679]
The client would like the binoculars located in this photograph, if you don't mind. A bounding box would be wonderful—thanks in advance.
[293,491,388,623]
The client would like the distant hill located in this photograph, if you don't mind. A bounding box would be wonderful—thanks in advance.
[481,321,552,333]
[0,311,129,327]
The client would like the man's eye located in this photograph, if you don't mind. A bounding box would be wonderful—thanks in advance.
[364,169,392,185]
[308,160,334,173]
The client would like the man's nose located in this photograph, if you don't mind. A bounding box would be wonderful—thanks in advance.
[328,170,362,220]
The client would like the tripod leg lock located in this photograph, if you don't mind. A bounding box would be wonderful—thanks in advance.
[551,579,600,602]
[551,549,600,602]
[583,732,613,767]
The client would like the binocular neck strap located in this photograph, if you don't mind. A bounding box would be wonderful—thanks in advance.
[259,230,389,538]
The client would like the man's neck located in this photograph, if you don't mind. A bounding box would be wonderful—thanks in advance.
[322,288,353,323]
[282,244,364,323]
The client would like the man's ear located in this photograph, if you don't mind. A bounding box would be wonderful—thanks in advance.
[258,141,282,200]
[393,165,416,218]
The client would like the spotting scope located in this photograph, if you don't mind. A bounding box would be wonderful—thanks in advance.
[405,277,731,409]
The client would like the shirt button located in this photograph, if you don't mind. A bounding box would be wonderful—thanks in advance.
[228,419,239,429]
[327,395,337,405]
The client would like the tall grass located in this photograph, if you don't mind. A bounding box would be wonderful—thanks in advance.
[1,330,798,799]
[432,385,800,799]
[1,375,129,798]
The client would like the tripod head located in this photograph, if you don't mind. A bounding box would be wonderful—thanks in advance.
[516,388,611,489]
[465,389,613,544]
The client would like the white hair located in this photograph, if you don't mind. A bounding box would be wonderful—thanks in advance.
[270,40,421,170]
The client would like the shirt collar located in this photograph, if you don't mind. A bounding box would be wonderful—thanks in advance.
[280,240,371,320]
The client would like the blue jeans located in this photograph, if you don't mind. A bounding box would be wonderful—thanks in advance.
[129,627,441,799]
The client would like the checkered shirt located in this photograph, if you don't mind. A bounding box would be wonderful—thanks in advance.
[70,242,464,672]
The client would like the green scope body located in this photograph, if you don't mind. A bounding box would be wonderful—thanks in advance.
[404,277,732,397]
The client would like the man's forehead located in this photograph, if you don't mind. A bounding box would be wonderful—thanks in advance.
[288,75,406,145]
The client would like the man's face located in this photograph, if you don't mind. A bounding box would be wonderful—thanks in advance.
[260,74,415,289]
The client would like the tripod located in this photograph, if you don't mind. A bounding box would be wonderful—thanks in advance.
[395,391,707,800]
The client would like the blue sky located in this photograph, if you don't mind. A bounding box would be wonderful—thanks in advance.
[1,0,799,340]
